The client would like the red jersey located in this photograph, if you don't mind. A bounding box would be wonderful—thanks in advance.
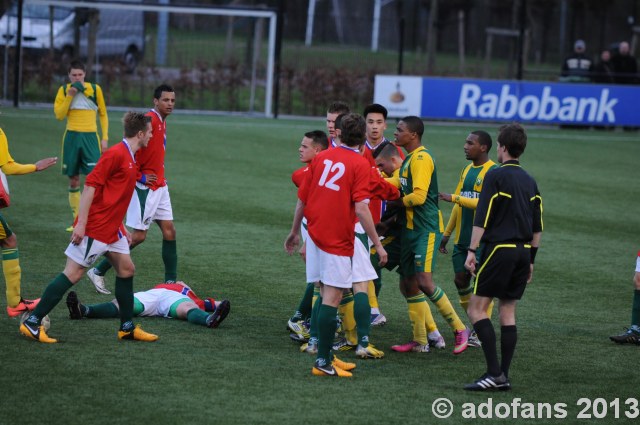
[135,109,167,190]
[291,165,309,188]
[153,281,215,311]
[298,146,371,256]
[84,140,138,244]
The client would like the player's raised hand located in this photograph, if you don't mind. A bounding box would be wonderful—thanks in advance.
[35,157,57,171]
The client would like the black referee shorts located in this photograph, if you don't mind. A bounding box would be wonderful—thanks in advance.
[473,242,530,300]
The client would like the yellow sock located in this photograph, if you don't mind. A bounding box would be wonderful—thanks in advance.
[3,249,21,307]
[428,286,466,332]
[367,280,379,309]
[312,286,320,308]
[406,294,428,345]
[69,188,81,220]
[486,300,495,318]
[338,293,357,345]
[424,301,438,333]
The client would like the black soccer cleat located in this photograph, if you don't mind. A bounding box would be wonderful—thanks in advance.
[66,291,84,320]
[464,373,511,391]
[206,300,231,328]
[609,327,640,345]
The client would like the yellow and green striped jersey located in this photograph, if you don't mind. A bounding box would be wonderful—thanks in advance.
[54,82,108,140]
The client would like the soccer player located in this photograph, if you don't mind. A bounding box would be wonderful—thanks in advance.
[66,281,230,329]
[54,60,108,231]
[385,116,470,355]
[87,84,177,294]
[285,113,388,377]
[463,123,543,391]
[287,130,328,343]
[325,101,350,147]
[0,127,57,317]
[438,130,498,345]
[609,251,640,345]
[20,111,158,344]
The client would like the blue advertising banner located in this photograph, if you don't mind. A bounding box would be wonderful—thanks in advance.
[374,75,640,126]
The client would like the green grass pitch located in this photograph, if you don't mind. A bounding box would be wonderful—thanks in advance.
[0,108,638,424]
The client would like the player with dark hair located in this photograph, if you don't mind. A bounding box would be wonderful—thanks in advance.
[287,130,328,343]
[88,84,177,294]
[386,116,470,355]
[326,101,350,147]
[285,113,388,377]
[609,251,640,344]
[0,128,57,317]
[463,123,543,391]
[439,130,498,346]
[20,112,157,344]
[66,281,230,329]
[54,60,109,231]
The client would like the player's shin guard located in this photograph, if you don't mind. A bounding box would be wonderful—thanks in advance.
[68,187,80,220]
[2,248,21,307]
[406,294,428,345]
[115,276,134,327]
[316,304,338,365]
[428,286,466,332]
[354,292,371,347]
[162,239,178,282]
[33,273,73,318]
[186,308,209,326]
[339,292,357,344]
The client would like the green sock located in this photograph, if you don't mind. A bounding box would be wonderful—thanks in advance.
[86,302,119,318]
[373,275,382,297]
[632,290,640,327]
[187,308,209,326]
[33,273,73,318]
[94,258,112,276]
[316,304,338,366]
[354,292,371,347]
[115,276,134,327]
[162,239,177,281]
[297,282,315,320]
[309,295,322,341]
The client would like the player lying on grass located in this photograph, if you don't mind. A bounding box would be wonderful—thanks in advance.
[66,281,231,329]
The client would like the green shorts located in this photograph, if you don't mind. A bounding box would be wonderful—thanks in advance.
[400,229,442,277]
[453,243,486,274]
[0,214,13,240]
[370,233,402,273]
[61,130,101,176]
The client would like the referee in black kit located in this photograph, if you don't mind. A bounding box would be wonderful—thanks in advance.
[462,123,543,391]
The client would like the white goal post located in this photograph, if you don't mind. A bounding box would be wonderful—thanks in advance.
[23,0,278,116]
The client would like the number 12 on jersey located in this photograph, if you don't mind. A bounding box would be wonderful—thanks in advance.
[318,159,345,191]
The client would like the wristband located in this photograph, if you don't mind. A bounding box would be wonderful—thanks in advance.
[530,246,538,264]
[467,248,477,253]
[138,174,147,184]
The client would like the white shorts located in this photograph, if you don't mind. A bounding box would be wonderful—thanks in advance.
[134,288,190,317]
[301,217,308,242]
[126,183,173,230]
[305,236,352,289]
[352,222,378,283]
[636,255,640,273]
[64,235,130,268]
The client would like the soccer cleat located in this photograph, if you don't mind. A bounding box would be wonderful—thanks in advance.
[300,339,318,354]
[87,268,111,295]
[312,363,352,377]
[332,336,357,352]
[453,327,471,355]
[66,291,84,320]
[468,330,482,347]
[206,300,231,328]
[333,355,356,371]
[464,373,511,391]
[428,334,446,350]
[609,327,640,345]
[391,341,430,353]
[7,298,40,318]
[355,344,385,359]
[287,319,310,342]
[20,321,57,343]
[370,313,387,326]
[118,325,158,342]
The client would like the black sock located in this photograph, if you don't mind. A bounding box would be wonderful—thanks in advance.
[473,318,501,377]
[500,325,517,378]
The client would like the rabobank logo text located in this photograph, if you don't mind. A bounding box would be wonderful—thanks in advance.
[456,84,618,123]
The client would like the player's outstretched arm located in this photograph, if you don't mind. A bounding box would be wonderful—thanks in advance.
[35,157,58,171]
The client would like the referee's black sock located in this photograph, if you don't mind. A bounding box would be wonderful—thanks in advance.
[473,318,501,377]
[500,325,517,379]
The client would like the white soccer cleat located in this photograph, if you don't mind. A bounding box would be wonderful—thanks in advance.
[87,268,111,295]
